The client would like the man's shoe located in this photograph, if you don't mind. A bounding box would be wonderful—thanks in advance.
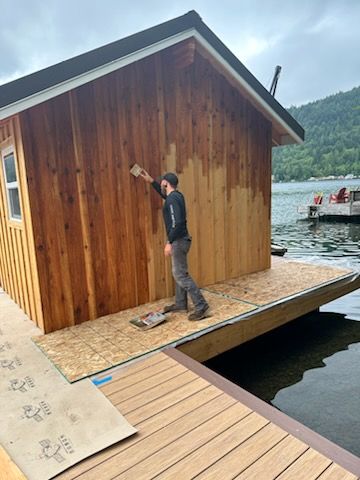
[188,304,210,321]
[163,304,187,314]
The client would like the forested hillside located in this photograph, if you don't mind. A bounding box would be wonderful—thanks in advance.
[272,86,360,182]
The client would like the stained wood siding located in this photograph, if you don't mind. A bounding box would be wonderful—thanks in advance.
[0,118,43,329]
[19,44,271,332]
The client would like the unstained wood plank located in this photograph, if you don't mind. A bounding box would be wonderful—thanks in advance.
[155,411,268,479]
[195,422,288,480]
[234,435,309,479]
[116,369,201,413]
[316,463,359,480]
[56,384,222,480]
[99,352,169,393]
[275,448,332,479]
[72,394,237,480]
[106,363,187,403]
[124,376,210,423]
[114,402,251,480]
[0,446,27,480]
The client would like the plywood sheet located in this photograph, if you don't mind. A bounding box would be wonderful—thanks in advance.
[33,291,256,382]
[206,260,352,306]
[0,293,136,480]
[32,259,355,383]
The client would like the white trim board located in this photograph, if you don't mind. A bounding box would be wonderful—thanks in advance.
[0,28,302,144]
[193,33,303,145]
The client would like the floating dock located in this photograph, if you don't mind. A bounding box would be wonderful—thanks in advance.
[33,258,360,382]
[2,349,360,479]
[1,257,360,478]
[297,187,360,221]
[54,349,360,479]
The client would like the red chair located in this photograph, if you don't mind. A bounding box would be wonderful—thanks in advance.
[313,193,323,205]
[329,187,349,203]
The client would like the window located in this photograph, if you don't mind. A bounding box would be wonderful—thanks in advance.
[1,147,22,221]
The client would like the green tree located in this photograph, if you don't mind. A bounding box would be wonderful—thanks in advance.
[273,86,360,181]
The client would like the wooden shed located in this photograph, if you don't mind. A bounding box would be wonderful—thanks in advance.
[0,11,304,333]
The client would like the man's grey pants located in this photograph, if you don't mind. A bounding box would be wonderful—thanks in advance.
[171,237,207,311]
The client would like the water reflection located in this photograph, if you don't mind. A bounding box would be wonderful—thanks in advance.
[269,182,360,455]
[271,179,360,269]
[206,180,360,456]
[205,310,360,403]
[205,307,360,457]
[273,342,360,456]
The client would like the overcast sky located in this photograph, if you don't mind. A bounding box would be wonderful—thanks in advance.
[1,0,359,107]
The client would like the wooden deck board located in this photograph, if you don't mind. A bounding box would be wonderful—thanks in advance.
[56,384,222,480]
[116,370,202,414]
[98,352,170,393]
[155,412,270,479]
[61,395,238,480]
[0,446,27,480]
[195,423,288,479]
[234,435,309,479]
[124,377,210,422]
[275,448,332,479]
[54,350,360,480]
[317,464,359,480]
[106,363,188,404]
[114,402,252,480]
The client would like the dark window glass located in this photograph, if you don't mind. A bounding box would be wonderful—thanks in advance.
[4,153,17,183]
[9,188,21,220]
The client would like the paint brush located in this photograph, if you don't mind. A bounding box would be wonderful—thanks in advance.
[130,163,144,177]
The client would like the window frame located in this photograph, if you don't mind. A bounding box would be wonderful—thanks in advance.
[1,145,22,223]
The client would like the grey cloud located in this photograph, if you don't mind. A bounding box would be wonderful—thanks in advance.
[0,0,359,106]
[243,1,360,105]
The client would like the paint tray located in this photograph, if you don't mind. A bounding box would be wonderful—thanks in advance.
[130,163,143,177]
[130,311,167,330]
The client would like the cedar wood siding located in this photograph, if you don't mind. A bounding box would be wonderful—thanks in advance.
[0,118,43,329]
[19,45,271,333]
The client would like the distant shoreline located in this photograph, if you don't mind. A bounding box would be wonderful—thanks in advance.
[273,177,360,184]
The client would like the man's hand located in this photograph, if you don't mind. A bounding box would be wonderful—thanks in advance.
[164,243,172,256]
[140,169,154,183]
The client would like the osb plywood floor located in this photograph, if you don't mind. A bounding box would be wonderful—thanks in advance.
[206,259,352,306]
[34,291,255,382]
[34,259,353,383]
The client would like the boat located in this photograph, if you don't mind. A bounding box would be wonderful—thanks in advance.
[298,187,360,222]
[271,243,287,256]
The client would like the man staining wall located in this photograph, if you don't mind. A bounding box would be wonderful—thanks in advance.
[139,169,210,321]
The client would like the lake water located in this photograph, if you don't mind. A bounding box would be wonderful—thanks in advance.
[206,179,360,457]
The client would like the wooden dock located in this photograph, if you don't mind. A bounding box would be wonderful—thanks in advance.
[52,349,360,479]
[0,446,27,480]
[2,259,360,479]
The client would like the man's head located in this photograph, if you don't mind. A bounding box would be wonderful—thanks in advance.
[160,172,178,196]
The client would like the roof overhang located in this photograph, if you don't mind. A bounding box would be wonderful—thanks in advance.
[192,34,303,145]
[0,29,195,122]
[0,11,304,145]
